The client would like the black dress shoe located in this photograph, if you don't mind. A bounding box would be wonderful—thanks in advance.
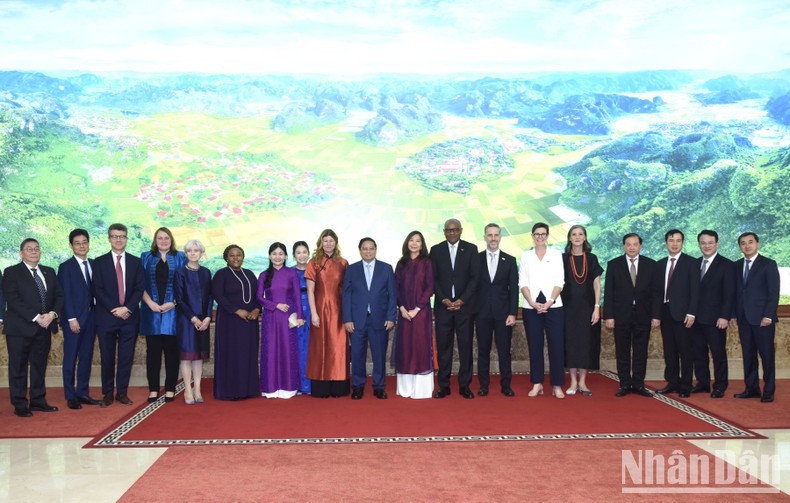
[116,394,133,405]
[100,393,114,408]
[373,389,387,399]
[477,388,488,397]
[761,394,774,403]
[615,387,631,397]
[434,387,451,399]
[30,403,58,412]
[655,386,678,395]
[351,388,364,400]
[678,391,690,398]
[632,387,653,397]
[67,399,82,410]
[460,387,475,399]
[14,408,33,418]
[78,396,101,405]
[734,390,761,399]
[502,388,515,397]
[690,383,711,394]
[710,389,725,398]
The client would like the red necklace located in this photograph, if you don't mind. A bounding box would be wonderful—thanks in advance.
[570,252,588,284]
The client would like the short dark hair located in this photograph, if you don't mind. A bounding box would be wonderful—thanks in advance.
[20,238,39,251]
[737,232,759,244]
[150,227,177,255]
[664,229,684,242]
[697,230,718,242]
[622,233,643,245]
[69,228,90,244]
[531,222,549,234]
[108,223,127,237]
[223,244,245,261]
[358,237,377,249]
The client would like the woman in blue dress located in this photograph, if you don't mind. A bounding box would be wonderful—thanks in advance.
[140,227,187,403]
[174,239,212,405]
[292,241,312,394]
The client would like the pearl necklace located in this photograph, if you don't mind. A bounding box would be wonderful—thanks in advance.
[230,267,252,304]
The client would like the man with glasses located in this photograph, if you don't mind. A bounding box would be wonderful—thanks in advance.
[92,223,145,407]
[2,238,64,417]
[430,218,479,399]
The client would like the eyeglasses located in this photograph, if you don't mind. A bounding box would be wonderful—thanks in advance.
[23,247,41,252]
[109,235,128,240]
[532,233,548,238]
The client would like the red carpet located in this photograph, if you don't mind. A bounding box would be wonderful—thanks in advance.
[90,372,755,447]
[0,387,150,439]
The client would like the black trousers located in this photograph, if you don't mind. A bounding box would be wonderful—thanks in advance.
[613,315,650,389]
[6,329,51,410]
[737,320,775,396]
[475,314,513,390]
[145,335,180,392]
[434,307,474,390]
[660,305,693,393]
[692,322,728,391]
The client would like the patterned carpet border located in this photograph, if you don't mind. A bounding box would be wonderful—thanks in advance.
[92,372,758,447]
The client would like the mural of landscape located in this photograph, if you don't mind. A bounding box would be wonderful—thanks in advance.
[0,0,788,293]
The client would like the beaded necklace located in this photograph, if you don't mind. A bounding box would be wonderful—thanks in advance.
[570,252,588,285]
[230,267,252,304]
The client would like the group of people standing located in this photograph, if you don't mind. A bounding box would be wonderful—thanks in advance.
[0,219,781,418]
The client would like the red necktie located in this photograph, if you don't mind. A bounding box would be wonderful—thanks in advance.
[115,254,125,306]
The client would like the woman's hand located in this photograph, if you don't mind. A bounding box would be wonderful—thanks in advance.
[276,303,290,313]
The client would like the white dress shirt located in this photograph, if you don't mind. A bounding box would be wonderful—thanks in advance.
[518,247,564,309]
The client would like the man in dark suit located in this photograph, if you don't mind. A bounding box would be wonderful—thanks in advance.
[692,230,734,398]
[0,270,5,334]
[603,233,659,397]
[92,223,145,407]
[57,229,101,410]
[430,218,480,399]
[2,238,64,417]
[475,223,518,397]
[653,229,699,398]
[342,237,397,400]
[730,232,780,403]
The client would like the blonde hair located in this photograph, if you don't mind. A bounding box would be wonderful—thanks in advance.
[312,228,343,262]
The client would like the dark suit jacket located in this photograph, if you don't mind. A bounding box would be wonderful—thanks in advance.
[57,256,95,329]
[342,259,397,330]
[476,249,518,320]
[653,253,699,322]
[92,251,145,330]
[0,270,5,323]
[603,254,659,325]
[2,262,64,337]
[696,254,735,326]
[733,254,780,325]
[430,239,480,314]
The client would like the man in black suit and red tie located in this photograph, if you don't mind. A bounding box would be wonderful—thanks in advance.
[730,232,780,403]
[57,229,102,410]
[603,233,659,397]
[92,223,145,407]
[475,223,518,397]
[430,218,480,399]
[2,238,64,417]
[691,230,734,398]
[653,229,699,398]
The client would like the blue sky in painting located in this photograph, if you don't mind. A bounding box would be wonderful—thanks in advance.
[0,0,787,74]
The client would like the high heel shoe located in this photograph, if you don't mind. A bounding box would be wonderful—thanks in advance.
[552,387,565,399]
[527,384,544,397]
[184,395,196,405]
[579,387,592,396]
[566,385,578,396]
[164,392,175,403]
[147,392,159,403]
[194,395,204,403]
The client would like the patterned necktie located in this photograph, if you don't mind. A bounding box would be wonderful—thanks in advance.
[665,257,676,303]
[83,260,92,288]
[629,258,637,287]
[743,259,751,284]
[31,268,47,311]
[700,259,709,280]
[115,254,125,305]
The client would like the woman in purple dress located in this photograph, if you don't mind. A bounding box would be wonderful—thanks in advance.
[394,231,435,399]
[257,242,305,399]
[291,241,312,395]
[212,245,261,401]
[174,239,212,405]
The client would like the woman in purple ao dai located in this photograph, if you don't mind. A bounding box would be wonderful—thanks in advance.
[257,242,305,399]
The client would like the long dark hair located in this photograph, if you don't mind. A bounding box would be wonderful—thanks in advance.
[264,242,288,289]
[399,230,428,267]
[292,240,309,256]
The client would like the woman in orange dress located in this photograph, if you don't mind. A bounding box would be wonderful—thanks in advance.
[305,229,350,398]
